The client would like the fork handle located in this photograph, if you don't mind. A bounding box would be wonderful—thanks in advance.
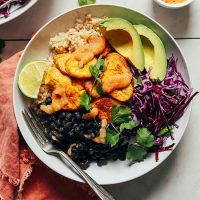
[57,151,115,200]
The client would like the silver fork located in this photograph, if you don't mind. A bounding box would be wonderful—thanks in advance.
[22,107,115,200]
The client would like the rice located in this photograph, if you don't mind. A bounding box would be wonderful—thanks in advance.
[49,14,104,53]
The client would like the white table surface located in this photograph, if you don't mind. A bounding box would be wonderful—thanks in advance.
[1,0,200,200]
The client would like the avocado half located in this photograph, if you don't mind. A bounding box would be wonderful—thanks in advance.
[100,18,145,71]
[134,24,167,81]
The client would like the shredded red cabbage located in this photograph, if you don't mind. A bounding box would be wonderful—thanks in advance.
[0,0,28,18]
[131,56,198,158]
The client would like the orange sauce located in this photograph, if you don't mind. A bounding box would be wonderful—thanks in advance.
[163,0,186,3]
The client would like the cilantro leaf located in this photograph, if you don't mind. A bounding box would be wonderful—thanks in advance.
[89,56,105,83]
[96,82,104,95]
[120,120,137,132]
[106,129,120,147]
[78,0,96,6]
[157,126,173,137]
[136,128,154,148]
[126,146,147,162]
[80,92,91,111]
[111,106,132,124]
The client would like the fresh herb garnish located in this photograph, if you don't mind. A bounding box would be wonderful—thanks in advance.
[106,129,120,147]
[111,105,132,124]
[106,106,136,147]
[95,82,104,95]
[157,126,173,137]
[120,120,137,132]
[89,56,105,95]
[78,0,96,6]
[126,146,147,162]
[136,128,154,148]
[80,92,92,111]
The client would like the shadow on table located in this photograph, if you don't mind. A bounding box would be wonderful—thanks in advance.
[151,1,192,38]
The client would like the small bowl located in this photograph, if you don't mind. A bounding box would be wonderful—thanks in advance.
[154,0,193,9]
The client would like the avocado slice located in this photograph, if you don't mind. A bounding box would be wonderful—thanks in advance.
[100,18,145,71]
[134,24,167,81]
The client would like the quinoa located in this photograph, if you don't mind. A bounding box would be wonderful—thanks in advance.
[49,14,105,54]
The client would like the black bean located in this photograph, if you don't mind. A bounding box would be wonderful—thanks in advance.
[79,160,89,170]
[67,131,74,138]
[72,146,78,154]
[88,148,94,155]
[64,122,72,130]
[59,127,64,133]
[74,112,81,121]
[65,113,72,120]
[87,129,93,134]
[77,143,85,151]
[49,122,56,130]
[79,123,85,130]
[97,159,107,167]
[74,127,80,134]
[119,153,126,161]
[55,119,61,127]
[73,123,78,128]
[59,111,66,119]
[47,115,55,122]
[45,97,52,105]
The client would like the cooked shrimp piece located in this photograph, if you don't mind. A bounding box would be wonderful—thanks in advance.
[54,53,71,73]
[82,107,99,120]
[44,67,71,88]
[40,87,68,114]
[102,53,132,93]
[66,57,97,78]
[84,79,101,98]
[87,35,107,55]
[40,85,84,114]
[92,97,120,122]
[65,35,106,78]
[93,119,107,144]
[109,82,134,102]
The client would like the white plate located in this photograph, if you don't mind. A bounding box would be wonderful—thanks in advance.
[13,4,191,185]
[0,0,38,25]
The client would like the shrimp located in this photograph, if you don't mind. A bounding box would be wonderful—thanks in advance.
[40,85,84,114]
[44,67,71,88]
[101,53,132,93]
[66,58,97,78]
[84,79,101,98]
[65,35,106,78]
[92,97,120,122]
[54,53,71,73]
[109,82,134,102]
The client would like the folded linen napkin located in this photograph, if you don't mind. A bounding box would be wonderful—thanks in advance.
[0,52,99,200]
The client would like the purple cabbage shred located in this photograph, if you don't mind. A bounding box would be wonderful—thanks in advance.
[131,56,198,160]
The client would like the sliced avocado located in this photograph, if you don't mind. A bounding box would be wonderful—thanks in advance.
[100,18,145,71]
[134,24,167,81]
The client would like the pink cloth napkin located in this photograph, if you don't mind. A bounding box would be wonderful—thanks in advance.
[0,52,99,200]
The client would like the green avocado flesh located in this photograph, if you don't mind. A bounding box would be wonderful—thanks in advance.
[134,24,167,81]
[100,18,145,71]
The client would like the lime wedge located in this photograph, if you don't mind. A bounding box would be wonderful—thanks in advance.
[18,61,51,98]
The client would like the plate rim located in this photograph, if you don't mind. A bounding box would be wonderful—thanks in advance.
[13,4,192,185]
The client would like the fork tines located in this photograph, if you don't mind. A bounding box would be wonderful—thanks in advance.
[22,107,49,146]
